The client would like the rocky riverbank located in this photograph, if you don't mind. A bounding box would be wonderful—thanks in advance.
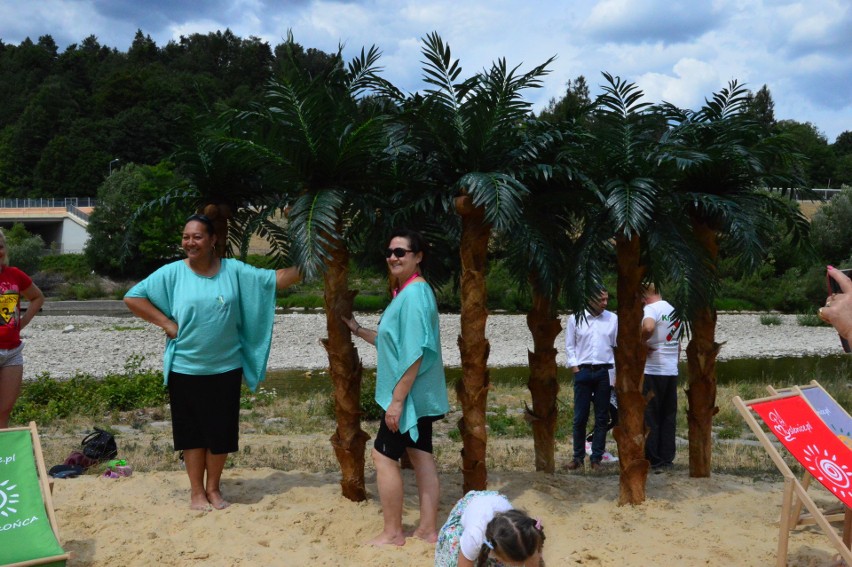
[21,312,844,380]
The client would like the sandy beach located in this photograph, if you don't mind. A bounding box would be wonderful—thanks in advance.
[21,312,852,566]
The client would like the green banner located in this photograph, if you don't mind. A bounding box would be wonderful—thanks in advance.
[0,429,67,566]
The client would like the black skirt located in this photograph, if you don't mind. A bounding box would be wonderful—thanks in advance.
[167,368,242,454]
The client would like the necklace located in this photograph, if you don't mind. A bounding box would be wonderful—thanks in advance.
[393,272,420,298]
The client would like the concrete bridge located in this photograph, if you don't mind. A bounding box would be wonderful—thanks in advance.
[0,198,93,253]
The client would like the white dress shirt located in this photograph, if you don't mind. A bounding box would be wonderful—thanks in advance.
[565,309,618,369]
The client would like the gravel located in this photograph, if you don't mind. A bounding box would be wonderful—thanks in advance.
[20,312,845,380]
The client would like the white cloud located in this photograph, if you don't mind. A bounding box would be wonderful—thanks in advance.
[0,0,849,140]
[636,58,721,109]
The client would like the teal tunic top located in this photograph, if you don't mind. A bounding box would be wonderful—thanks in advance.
[376,281,449,442]
[125,258,277,391]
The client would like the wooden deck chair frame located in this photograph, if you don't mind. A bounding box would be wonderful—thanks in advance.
[767,381,852,530]
[1,421,70,567]
[733,392,852,567]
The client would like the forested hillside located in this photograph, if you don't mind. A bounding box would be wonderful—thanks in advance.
[0,29,330,197]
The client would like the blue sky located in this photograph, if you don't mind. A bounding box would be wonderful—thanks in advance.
[1,0,850,142]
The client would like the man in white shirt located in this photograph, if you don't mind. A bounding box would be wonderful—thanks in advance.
[564,288,618,471]
[641,283,683,472]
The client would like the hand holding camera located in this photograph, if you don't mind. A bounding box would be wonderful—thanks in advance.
[820,266,852,353]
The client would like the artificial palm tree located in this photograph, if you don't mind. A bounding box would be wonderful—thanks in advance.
[572,73,716,504]
[497,122,589,473]
[656,82,808,477]
[213,37,401,501]
[388,33,556,491]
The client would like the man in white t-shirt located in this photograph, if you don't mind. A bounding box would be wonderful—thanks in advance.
[641,283,682,472]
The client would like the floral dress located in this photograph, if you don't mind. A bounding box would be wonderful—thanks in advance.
[434,490,510,567]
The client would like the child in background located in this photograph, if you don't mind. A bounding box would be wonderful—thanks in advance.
[435,490,545,567]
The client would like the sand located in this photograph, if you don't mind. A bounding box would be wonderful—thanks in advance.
[50,468,843,566]
[26,312,852,566]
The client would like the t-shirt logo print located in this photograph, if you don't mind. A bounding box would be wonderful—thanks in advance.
[666,320,681,342]
[0,478,21,518]
[0,289,19,326]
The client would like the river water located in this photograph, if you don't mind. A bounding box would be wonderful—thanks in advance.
[264,354,852,396]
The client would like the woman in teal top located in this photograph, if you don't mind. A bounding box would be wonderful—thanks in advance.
[124,214,300,511]
[344,228,449,547]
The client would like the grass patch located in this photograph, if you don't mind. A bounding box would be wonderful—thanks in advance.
[715,298,757,311]
[18,361,849,478]
[796,311,829,327]
[759,313,782,325]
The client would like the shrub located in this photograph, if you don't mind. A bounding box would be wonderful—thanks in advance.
[5,223,45,274]
[10,358,167,425]
[354,294,387,311]
[811,186,852,265]
[276,294,325,309]
[796,312,828,327]
[715,298,756,311]
[58,281,106,300]
[39,253,92,279]
[759,314,782,325]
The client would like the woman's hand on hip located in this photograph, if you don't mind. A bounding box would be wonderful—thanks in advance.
[163,320,178,340]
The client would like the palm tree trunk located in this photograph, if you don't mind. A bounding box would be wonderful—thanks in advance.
[685,219,721,478]
[525,275,561,473]
[455,198,491,493]
[612,233,649,505]
[322,237,370,502]
[202,203,231,258]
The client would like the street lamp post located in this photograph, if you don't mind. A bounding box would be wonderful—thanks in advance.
[109,158,120,175]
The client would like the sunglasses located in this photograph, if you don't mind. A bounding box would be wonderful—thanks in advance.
[385,247,413,259]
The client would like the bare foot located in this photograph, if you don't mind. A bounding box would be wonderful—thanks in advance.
[366,531,406,546]
[405,528,438,543]
[206,490,231,510]
[190,494,212,511]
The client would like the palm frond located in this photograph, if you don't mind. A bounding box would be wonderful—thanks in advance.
[604,177,660,238]
[287,190,345,280]
[459,171,530,230]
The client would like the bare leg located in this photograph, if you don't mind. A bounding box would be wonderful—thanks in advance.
[0,365,23,429]
[406,447,440,543]
[367,448,406,546]
[182,448,211,510]
[205,451,230,509]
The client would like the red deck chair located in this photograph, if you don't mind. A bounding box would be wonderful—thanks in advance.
[734,391,852,566]
[767,381,852,529]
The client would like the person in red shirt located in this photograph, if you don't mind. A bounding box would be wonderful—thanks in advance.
[0,229,45,428]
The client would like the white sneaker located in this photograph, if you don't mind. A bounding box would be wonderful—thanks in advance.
[586,442,619,462]
[601,451,619,463]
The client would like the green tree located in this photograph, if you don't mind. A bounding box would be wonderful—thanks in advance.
[776,120,835,187]
[85,162,186,277]
[811,186,852,265]
[537,75,593,124]
[4,223,44,274]
[744,84,775,133]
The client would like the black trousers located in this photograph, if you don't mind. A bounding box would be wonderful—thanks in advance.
[643,373,678,467]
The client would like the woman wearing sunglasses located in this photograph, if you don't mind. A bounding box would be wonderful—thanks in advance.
[343,228,449,547]
[124,214,300,511]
